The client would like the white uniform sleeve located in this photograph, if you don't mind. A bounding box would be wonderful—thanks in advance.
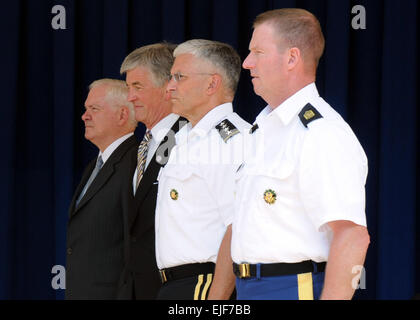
[211,163,236,227]
[212,126,247,228]
[299,120,368,231]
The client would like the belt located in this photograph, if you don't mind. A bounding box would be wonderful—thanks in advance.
[159,262,215,284]
[233,260,326,279]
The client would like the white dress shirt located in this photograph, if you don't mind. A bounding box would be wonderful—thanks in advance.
[99,132,134,164]
[155,103,251,269]
[132,113,180,194]
[231,83,368,264]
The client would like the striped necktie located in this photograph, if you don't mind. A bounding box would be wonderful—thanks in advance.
[136,130,152,190]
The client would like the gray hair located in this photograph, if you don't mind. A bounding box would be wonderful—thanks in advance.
[120,42,177,87]
[174,39,241,96]
[89,78,136,127]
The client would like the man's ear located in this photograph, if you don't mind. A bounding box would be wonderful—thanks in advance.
[206,74,222,95]
[287,47,301,70]
[118,106,129,125]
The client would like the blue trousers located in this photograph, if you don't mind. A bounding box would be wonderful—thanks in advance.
[236,271,325,300]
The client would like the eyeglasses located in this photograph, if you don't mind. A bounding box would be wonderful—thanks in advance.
[168,72,215,83]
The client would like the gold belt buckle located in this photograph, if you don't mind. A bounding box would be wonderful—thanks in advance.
[239,264,251,278]
[159,269,167,283]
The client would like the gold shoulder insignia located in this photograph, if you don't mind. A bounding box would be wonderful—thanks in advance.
[298,103,323,128]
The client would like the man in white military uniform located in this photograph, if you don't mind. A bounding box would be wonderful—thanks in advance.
[232,8,370,300]
[155,39,250,300]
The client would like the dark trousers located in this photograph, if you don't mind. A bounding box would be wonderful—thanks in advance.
[156,273,214,300]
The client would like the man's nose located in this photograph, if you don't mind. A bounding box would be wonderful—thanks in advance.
[166,78,176,93]
[127,88,137,102]
[81,109,90,121]
[242,53,254,70]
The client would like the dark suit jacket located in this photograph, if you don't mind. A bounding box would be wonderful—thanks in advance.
[65,135,138,299]
[117,116,187,299]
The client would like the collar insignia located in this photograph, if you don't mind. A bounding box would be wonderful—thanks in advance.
[249,123,259,134]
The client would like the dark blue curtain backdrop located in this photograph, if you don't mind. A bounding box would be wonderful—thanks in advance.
[0,0,418,299]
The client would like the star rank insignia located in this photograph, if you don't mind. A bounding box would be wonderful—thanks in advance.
[170,189,178,200]
[298,103,323,128]
[216,119,239,143]
[263,189,277,205]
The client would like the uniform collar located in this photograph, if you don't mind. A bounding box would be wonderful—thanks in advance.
[267,83,319,126]
[189,102,233,139]
[254,105,272,125]
[175,103,233,146]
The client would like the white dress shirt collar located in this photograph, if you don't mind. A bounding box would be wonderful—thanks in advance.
[99,132,134,164]
[150,113,180,144]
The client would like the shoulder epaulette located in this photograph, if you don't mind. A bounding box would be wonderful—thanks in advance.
[298,103,323,128]
[216,119,239,143]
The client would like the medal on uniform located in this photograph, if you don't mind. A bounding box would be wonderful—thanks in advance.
[170,189,178,200]
[263,189,276,204]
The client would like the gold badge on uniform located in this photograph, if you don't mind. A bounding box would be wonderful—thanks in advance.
[298,103,323,128]
[303,110,315,120]
[170,189,178,200]
[263,189,277,204]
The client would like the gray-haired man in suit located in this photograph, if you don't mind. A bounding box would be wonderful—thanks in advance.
[66,79,138,299]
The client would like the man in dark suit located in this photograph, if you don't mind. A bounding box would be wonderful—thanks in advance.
[117,43,186,299]
[66,79,138,299]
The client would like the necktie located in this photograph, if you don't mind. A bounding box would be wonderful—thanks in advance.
[136,130,152,190]
[76,155,103,207]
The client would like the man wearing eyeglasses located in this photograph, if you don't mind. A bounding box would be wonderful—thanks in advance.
[155,39,250,300]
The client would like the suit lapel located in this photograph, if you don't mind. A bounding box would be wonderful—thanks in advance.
[73,161,115,215]
[128,117,187,229]
[71,135,138,217]
[68,159,96,216]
